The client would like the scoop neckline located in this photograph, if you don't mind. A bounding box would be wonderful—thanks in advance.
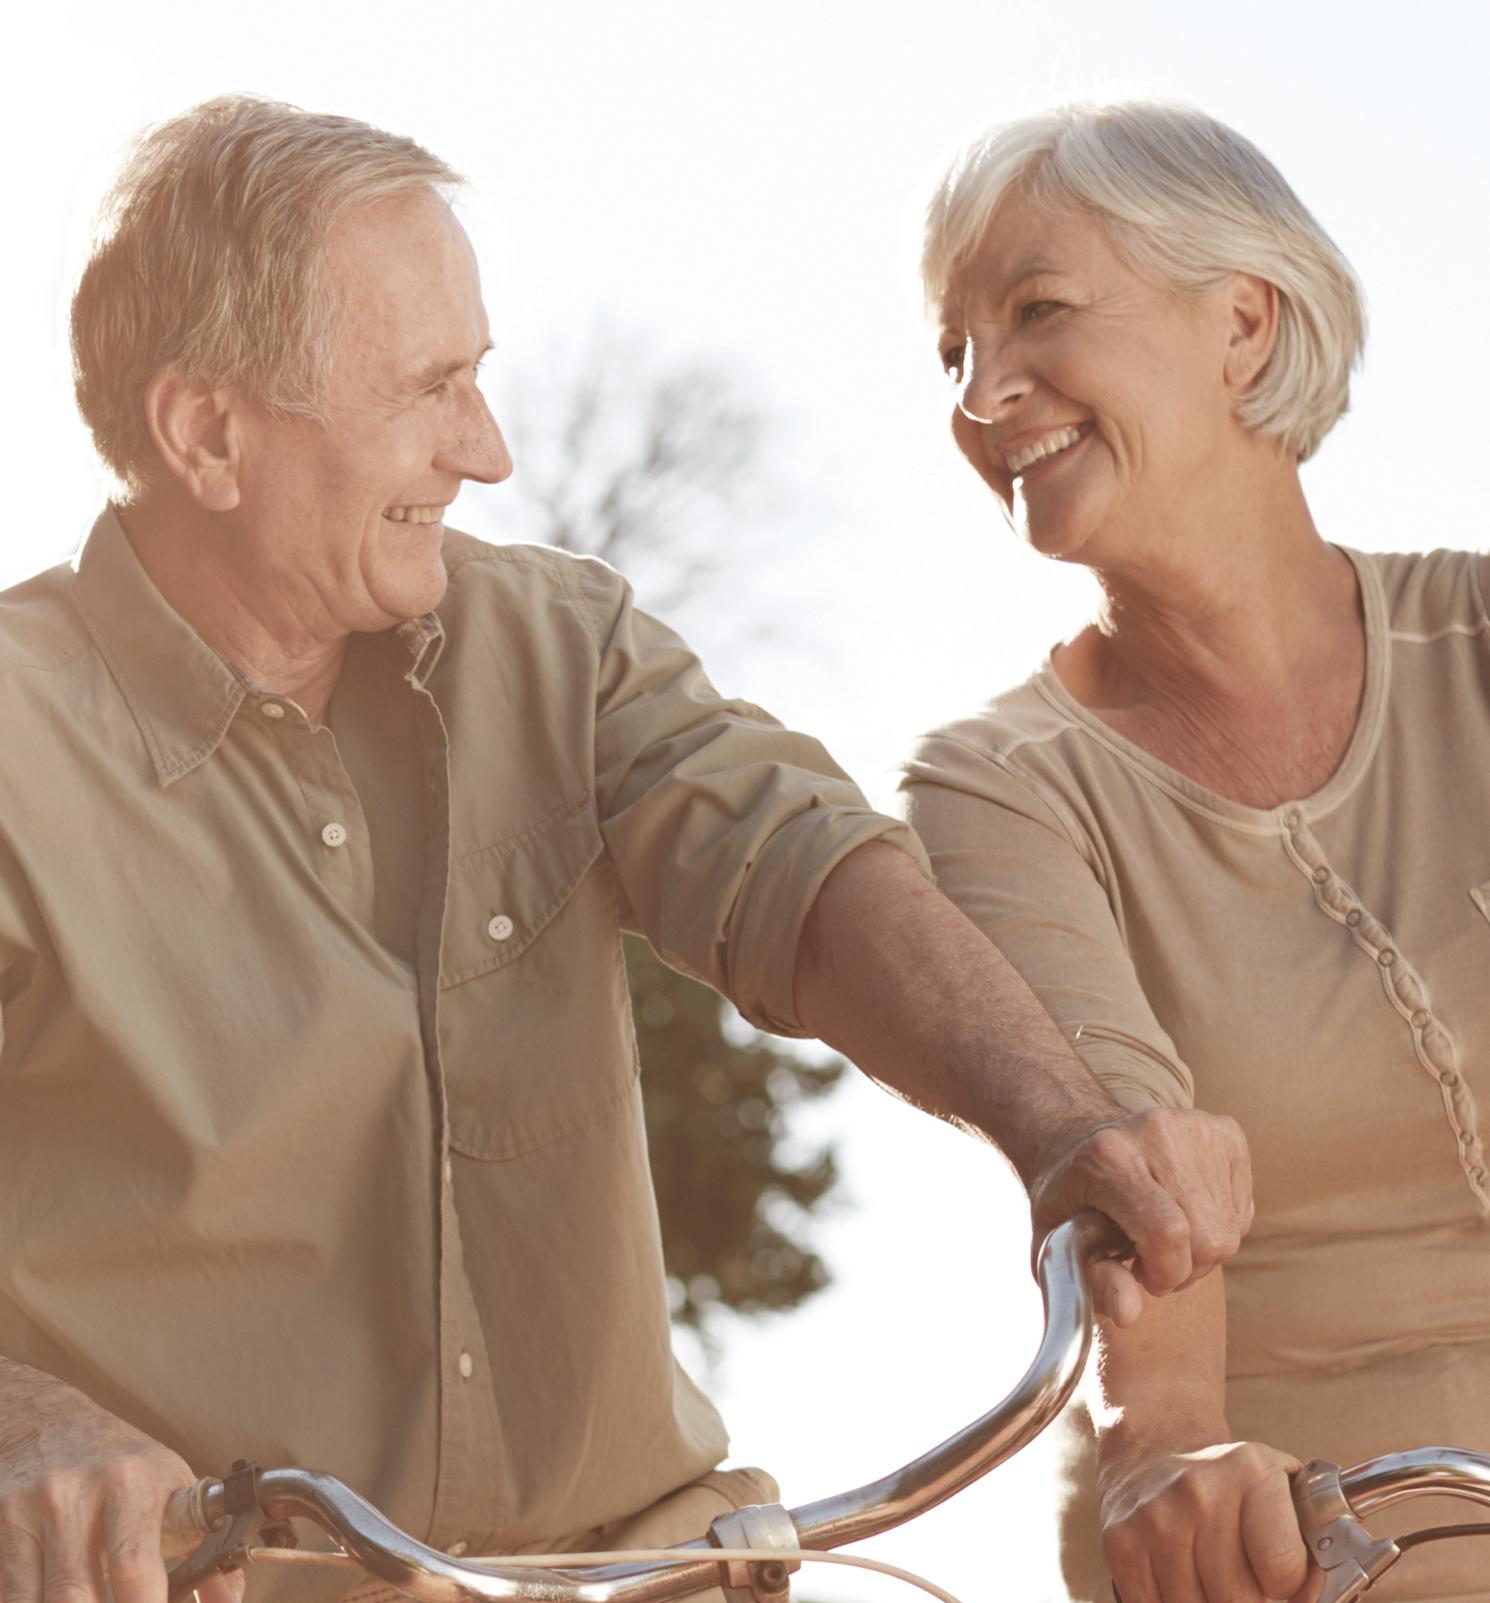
[1029,546,1388,832]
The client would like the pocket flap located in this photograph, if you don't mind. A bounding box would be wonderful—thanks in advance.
[440,791,603,988]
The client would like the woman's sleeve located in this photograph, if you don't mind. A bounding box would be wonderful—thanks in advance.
[902,737,1195,1115]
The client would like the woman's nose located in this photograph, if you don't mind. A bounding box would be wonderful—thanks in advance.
[958,343,1030,425]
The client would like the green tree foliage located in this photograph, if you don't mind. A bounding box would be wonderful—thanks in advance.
[626,936,845,1334]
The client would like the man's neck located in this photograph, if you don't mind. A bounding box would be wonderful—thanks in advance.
[117,494,348,727]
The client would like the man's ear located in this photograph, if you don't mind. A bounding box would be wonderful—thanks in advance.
[143,370,245,512]
[1223,272,1280,396]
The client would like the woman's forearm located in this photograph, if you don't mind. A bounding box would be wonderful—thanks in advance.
[1093,1270,1230,1459]
[1091,1270,1310,1601]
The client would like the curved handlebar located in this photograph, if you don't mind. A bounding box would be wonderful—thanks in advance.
[166,1212,1127,1602]
[166,1215,1490,1603]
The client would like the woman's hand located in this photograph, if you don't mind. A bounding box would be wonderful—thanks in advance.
[1098,1428,1315,1603]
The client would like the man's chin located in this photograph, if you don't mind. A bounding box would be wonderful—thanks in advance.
[368,558,450,625]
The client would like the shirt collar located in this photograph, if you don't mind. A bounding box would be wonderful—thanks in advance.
[69,506,448,787]
[69,507,249,788]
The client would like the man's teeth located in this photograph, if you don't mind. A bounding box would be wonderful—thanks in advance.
[383,505,445,524]
[1004,425,1087,475]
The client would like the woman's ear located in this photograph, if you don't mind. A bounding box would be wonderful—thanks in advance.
[143,370,244,513]
[1223,273,1280,395]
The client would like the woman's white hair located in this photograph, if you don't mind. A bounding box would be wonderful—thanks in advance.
[922,102,1366,463]
[71,94,462,497]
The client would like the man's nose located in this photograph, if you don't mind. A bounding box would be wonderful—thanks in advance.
[957,343,1030,426]
[441,390,513,485]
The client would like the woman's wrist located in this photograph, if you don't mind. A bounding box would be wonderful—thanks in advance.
[1094,1385,1231,1472]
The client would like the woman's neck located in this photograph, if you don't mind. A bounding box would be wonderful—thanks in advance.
[1050,466,1368,808]
[1058,468,1350,715]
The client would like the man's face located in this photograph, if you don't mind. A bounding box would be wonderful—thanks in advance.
[232,189,510,634]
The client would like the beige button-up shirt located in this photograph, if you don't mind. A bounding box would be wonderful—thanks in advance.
[0,509,927,1585]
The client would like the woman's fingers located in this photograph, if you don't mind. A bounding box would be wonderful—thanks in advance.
[1239,1466,1309,1600]
[1150,1541,1208,1603]
[1101,1442,1306,1603]
[1194,1518,1265,1603]
[1107,1550,1161,1603]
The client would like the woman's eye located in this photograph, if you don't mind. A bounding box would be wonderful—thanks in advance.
[940,343,966,382]
[1019,300,1062,325]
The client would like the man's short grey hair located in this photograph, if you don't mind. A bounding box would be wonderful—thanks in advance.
[71,94,463,496]
[922,102,1366,462]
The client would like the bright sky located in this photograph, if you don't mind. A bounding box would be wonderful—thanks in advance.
[8,2,1490,1599]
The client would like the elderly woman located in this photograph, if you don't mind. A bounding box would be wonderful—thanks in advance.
[902,102,1490,1603]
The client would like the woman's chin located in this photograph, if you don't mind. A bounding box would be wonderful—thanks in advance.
[1016,509,1098,564]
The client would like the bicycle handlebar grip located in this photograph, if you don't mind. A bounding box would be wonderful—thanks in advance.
[161,1479,217,1558]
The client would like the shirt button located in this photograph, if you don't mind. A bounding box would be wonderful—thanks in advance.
[1312,866,1329,883]
[486,914,514,942]
[1379,950,1396,967]
[321,822,348,849]
[447,1541,468,1558]
[1285,809,1302,831]
[1346,909,1363,926]
[458,1350,474,1379]
[1412,1010,1430,1029]
[1461,1131,1476,1148]
[1442,1070,1459,1087]
[260,701,285,720]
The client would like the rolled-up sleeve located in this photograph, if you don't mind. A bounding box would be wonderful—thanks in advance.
[570,558,931,1035]
[902,736,1193,1112]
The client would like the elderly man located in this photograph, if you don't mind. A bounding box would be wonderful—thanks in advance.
[0,97,1249,1603]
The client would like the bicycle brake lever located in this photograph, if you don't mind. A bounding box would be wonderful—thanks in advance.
[1293,1459,1401,1603]
[166,1460,283,1600]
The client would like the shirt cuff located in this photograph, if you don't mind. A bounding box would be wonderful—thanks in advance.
[724,812,933,1037]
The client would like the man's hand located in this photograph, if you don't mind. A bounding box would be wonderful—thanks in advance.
[0,1360,242,1603]
[795,843,1253,1324]
[1030,1107,1253,1328]
[1099,1430,1315,1603]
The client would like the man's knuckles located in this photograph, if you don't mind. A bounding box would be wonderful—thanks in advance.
[40,1575,96,1603]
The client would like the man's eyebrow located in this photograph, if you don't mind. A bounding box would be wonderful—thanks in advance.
[404,340,495,391]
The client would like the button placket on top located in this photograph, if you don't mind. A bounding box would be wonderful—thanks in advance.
[1280,811,1490,1207]
[404,670,507,1554]
[284,720,375,928]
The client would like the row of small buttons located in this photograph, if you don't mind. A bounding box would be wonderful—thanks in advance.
[1283,810,1485,1202]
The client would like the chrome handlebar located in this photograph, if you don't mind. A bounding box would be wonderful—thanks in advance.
[167,1211,1125,1602]
[166,1212,1490,1603]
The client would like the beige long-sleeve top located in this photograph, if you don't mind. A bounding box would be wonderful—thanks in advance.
[903,546,1490,1602]
[0,508,929,1598]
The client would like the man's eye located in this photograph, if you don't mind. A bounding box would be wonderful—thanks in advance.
[940,343,966,382]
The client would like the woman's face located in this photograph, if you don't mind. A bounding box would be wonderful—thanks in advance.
[938,189,1244,567]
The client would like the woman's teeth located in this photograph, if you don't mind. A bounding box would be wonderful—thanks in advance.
[383,505,445,524]
[1004,425,1087,475]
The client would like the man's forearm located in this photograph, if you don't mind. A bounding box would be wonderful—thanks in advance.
[792,839,1253,1320]
[792,839,1117,1187]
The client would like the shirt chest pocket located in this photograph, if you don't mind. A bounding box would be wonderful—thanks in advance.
[438,792,639,1159]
